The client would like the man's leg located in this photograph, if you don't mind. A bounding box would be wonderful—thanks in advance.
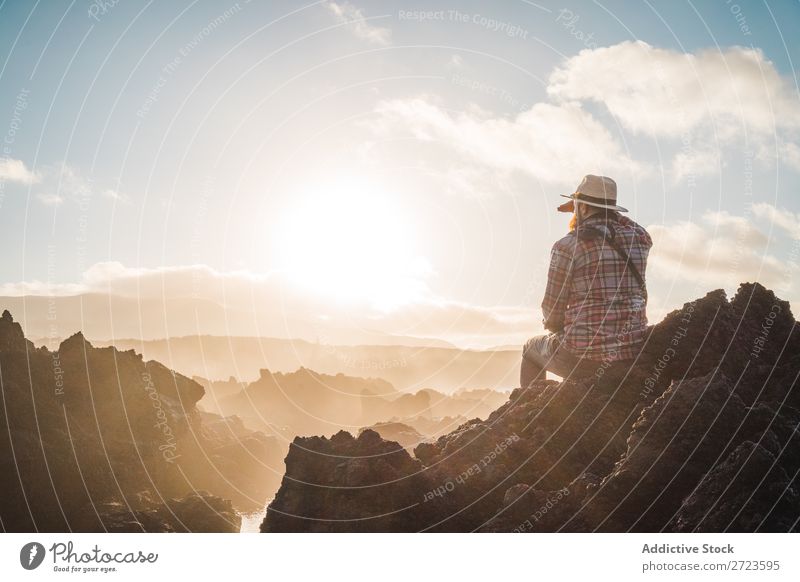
[520,334,556,388]
[520,353,544,389]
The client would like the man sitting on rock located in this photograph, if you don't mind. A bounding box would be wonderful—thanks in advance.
[521,175,652,387]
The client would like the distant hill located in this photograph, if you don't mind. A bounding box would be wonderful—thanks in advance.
[0,293,456,349]
[200,367,510,441]
[207,367,399,436]
[88,335,520,392]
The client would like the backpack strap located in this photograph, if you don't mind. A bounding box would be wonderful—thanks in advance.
[577,224,648,300]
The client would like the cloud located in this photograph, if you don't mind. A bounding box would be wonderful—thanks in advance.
[647,206,791,293]
[437,163,519,198]
[31,163,93,206]
[755,140,800,173]
[0,261,535,347]
[0,158,39,184]
[36,193,64,206]
[365,42,800,188]
[548,41,800,138]
[49,163,91,199]
[671,144,722,183]
[102,188,131,203]
[751,202,800,239]
[778,142,800,172]
[367,98,646,185]
[325,1,391,45]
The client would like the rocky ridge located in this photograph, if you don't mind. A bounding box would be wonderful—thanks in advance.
[0,310,284,532]
[261,283,800,532]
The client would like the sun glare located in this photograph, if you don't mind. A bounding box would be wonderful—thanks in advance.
[275,176,429,309]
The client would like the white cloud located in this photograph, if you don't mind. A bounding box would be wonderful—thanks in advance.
[647,207,790,293]
[751,202,800,239]
[0,261,535,347]
[0,158,39,184]
[29,162,92,206]
[705,210,769,248]
[755,140,800,173]
[50,163,91,198]
[36,193,64,206]
[671,145,722,183]
[449,54,465,68]
[438,164,519,198]
[365,42,800,188]
[367,98,646,185]
[778,142,800,172]
[31,163,92,207]
[325,1,391,45]
[102,188,130,203]
[548,41,800,138]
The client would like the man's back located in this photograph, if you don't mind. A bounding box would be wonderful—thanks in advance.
[542,212,652,361]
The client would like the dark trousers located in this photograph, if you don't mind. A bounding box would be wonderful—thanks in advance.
[520,333,602,388]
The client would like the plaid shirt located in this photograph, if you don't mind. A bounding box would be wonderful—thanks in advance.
[542,213,652,361]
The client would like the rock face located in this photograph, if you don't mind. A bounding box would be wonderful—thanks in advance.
[0,313,284,532]
[359,422,427,452]
[263,430,429,532]
[74,491,241,533]
[261,283,800,532]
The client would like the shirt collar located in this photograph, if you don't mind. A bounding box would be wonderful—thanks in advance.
[582,213,611,225]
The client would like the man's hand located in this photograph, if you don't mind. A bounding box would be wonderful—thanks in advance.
[543,317,564,334]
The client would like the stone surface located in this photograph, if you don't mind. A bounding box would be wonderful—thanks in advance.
[0,313,283,532]
[262,282,800,533]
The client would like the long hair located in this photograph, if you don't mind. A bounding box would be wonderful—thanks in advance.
[569,205,619,232]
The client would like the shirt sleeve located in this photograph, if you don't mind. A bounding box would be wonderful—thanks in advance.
[617,215,652,248]
[541,239,573,332]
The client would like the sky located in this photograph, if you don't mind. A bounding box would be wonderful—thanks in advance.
[0,0,799,347]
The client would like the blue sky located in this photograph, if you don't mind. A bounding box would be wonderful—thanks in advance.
[1,0,799,346]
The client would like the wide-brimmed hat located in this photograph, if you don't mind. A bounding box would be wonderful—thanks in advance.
[560,174,628,212]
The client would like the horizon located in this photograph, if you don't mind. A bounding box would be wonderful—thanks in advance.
[0,277,779,352]
[1,0,799,350]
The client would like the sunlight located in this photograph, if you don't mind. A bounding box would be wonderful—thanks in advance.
[275,175,429,310]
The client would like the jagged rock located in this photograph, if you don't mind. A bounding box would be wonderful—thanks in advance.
[76,491,241,533]
[261,282,800,533]
[359,421,427,452]
[0,309,33,352]
[0,316,283,532]
[577,372,749,531]
[669,441,799,532]
[262,429,429,532]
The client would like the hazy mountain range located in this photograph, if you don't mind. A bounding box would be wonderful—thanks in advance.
[89,335,520,392]
[198,368,509,438]
[0,306,511,532]
[0,293,458,349]
[0,293,520,393]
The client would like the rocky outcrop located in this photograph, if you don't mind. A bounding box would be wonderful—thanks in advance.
[263,430,428,532]
[359,422,427,452]
[0,313,284,532]
[74,491,241,533]
[261,282,800,532]
[669,440,799,533]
